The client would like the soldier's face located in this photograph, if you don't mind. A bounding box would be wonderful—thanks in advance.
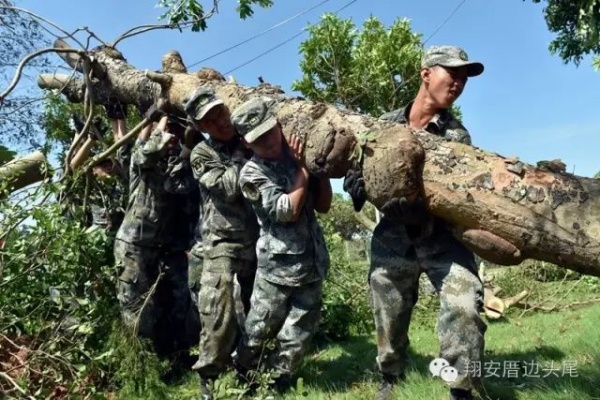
[248,125,283,160]
[423,66,468,109]
[197,105,236,141]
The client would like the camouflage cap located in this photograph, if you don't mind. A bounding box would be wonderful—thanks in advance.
[183,86,224,122]
[231,97,277,143]
[421,46,484,77]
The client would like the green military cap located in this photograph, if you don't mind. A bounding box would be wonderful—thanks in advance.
[183,86,224,122]
[231,97,277,143]
[421,45,484,77]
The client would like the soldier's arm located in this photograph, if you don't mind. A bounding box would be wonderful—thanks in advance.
[286,165,309,222]
[190,142,241,202]
[131,117,173,169]
[240,162,299,224]
[165,157,196,194]
[312,175,332,214]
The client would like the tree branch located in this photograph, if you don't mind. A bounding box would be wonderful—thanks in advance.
[111,1,220,46]
[84,117,152,171]
[0,5,86,49]
[0,48,83,102]
[0,371,34,399]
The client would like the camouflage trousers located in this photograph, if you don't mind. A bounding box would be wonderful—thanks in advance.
[114,240,199,356]
[192,256,256,377]
[369,237,486,390]
[234,274,323,376]
[187,250,203,305]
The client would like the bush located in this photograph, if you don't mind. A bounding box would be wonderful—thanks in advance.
[0,182,138,397]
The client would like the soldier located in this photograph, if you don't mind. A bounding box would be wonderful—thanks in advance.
[183,87,259,398]
[114,109,197,357]
[67,107,130,234]
[344,46,486,400]
[231,97,332,393]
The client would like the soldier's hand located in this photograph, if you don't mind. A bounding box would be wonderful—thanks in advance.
[145,104,165,123]
[103,98,128,120]
[343,167,367,212]
[287,134,306,166]
[381,196,428,225]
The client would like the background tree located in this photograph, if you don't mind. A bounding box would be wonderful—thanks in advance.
[157,0,273,31]
[292,14,423,117]
[531,0,600,68]
[0,0,52,148]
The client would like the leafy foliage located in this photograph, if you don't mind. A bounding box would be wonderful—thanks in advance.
[157,0,273,32]
[0,180,120,396]
[293,14,423,117]
[317,195,374,340]
[532,0,600,65]
[317,194,374,241]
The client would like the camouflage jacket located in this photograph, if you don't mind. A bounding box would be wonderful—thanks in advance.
[375,102,474,260]
[239,149,330,287]
[379,102,472,144]
[88,141,133,231]
[115,129,194,247]
[190,137,258,260]
[163,156,199,252]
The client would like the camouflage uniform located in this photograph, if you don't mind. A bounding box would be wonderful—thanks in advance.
[114,128,197,355]
[190,137,259,377]
[187,209,204,295]
[87,142,133,232]
[234,148,330,377]
[371,103,486,390]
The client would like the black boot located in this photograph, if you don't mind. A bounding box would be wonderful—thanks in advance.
[375,373,398,400]
[450,388,473,400]
[272,373,294,394]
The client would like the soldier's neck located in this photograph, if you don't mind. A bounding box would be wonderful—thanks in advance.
[409,90,443,129]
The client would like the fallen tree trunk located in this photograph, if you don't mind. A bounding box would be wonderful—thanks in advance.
[36,44,600,276]
[0,151,48,196]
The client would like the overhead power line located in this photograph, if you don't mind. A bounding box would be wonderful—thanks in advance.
[187,0,335,69]
[224,0,358,75]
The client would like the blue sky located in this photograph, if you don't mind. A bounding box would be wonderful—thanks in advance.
[16,0,600,193]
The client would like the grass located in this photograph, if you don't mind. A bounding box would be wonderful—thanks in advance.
[118,276,600,400]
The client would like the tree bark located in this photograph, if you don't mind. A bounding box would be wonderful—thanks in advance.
[36,45,600,276]
[0,151,48,195]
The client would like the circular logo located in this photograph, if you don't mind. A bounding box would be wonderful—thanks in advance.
[440,366,459,383]
[458,50,468,61]
[429,358,450,377]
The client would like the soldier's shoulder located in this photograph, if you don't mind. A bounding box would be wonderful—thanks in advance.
[191,140,216,162]
[379,107,408,123]
[240,159,264,180]
[444,117,472,145]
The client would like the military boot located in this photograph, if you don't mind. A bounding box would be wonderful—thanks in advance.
[198,375,213,400]
[450,388,473,400]
[272,373,294,394]
[375,373,398,400]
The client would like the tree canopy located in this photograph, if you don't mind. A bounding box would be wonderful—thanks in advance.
[532,0,600,67]
[292,14,423,117]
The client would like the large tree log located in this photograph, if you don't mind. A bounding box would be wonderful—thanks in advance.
[0,151,48,196]
[36,45,600,276]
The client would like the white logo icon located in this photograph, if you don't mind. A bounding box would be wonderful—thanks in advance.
[429,358,449,377]
[429,358,458,382]
[439,365,458,382]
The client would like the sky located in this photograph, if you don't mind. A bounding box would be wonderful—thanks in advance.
[13,0,600,194]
